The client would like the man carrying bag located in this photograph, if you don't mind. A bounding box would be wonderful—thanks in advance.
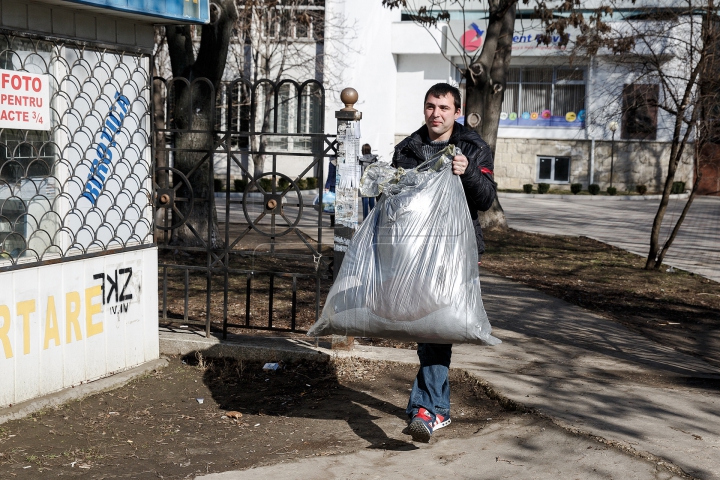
[392,83,497,442]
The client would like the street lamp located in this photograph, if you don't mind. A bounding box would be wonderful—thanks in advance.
[608,121,618,189]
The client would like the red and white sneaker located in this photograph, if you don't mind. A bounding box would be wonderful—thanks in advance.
[407,408,451,442]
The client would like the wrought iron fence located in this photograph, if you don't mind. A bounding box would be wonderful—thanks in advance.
[0,33,153,272]
[154,76,336,337]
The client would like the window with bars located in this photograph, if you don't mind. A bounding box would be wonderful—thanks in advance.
[500,66,586,128]
[0,34,152,270]
[265,83,323,152]
[261,1,324,41]
[537,156,571,183]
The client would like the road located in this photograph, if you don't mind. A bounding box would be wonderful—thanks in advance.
[500,194,720,282]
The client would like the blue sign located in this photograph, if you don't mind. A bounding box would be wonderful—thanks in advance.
[65,0,210,24]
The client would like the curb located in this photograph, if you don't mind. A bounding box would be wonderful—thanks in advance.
[498,192,690,201]
[465,372,694,479]
[159,329,332,363]
[0,357,169,425]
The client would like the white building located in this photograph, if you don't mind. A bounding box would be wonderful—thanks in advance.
[326,1,695,192]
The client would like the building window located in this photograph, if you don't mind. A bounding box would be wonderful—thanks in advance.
[261,2,324,41]
[501,66,586,128]
[622,84,658,140]
[537,156,571,183]
[0,36,152,269]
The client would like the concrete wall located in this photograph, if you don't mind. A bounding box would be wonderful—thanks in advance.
[0,248,159,408]
[495,138,694,192]
[394,54,454,139]
[324,1,400,160]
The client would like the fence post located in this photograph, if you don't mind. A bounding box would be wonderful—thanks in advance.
[332,87,362,350]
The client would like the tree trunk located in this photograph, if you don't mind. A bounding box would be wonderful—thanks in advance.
[464,1,516,231]
[152,52,169,242]
[251,86,274,182]
[654,162,702,269]
[165,0,238,247]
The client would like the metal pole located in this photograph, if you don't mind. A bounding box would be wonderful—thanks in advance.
[610,130,615,189]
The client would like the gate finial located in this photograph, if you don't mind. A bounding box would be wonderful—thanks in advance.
[340,88,359,112]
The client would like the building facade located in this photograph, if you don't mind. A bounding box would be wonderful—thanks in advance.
[0,0,206,408]
[326,2,694,193]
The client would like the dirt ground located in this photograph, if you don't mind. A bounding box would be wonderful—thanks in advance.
[158,246,331,335]
[482,228,720,366]
[0,356,511,479]
[159,227,720,360]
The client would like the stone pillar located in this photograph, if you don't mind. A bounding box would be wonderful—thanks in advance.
[331,88,362,350]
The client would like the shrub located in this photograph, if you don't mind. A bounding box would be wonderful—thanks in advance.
[671,181,686,194]
[259,178,273,191]
[278,177,290,190]
[296,178,308,190]
[537,183,550,194]
[588,184,600,195]
[305,177,318,189]
[234,178,248,192]
[570,183,582,194]
[523,184,533,194]
[636,184,647,195]
[213,178,223,192]
[607,186,617,196]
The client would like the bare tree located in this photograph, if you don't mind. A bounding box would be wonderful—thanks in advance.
[381,0,539,230]
[155,2,354,246]
[163,0,238,247]
[226,0,355,180]
[557,0,720,269]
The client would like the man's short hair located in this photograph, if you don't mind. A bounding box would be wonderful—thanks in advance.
[424,83,461,111]
[362,143,371,155]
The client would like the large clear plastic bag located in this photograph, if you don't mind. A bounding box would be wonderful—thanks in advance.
[308,145,500,345]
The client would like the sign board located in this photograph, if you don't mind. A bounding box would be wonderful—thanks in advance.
[0,69,50,131]
[447,20,577,57]
[64,0,210,24]
[0,248,159,407]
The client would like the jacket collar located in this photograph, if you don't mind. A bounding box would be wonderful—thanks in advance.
[406,122,479,150]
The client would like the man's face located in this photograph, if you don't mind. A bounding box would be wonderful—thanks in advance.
[424,93,461,141]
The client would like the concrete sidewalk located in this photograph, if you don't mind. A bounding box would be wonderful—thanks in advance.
[162,271,720,480]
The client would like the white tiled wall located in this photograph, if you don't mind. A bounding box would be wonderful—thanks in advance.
[0,247,159,407]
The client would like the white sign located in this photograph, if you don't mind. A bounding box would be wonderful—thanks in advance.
[0,69,50,130]
[0,248,159,407]
[446,20,578,57]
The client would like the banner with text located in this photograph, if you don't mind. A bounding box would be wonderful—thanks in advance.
[0,248,159,407]
[0,69,50,131]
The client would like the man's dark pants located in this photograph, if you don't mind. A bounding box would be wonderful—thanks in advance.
[406,343,452,419]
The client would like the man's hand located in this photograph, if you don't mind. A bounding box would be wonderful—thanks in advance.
[452,154,468,175]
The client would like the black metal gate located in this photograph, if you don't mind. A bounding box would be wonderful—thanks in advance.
[153,77,336,337]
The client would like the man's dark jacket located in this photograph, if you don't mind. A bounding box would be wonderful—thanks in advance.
[392,122,497,255]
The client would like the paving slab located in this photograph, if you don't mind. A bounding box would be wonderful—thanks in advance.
[471,273,720,479]
[199,416,682,480]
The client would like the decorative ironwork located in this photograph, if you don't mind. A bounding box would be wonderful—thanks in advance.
[155,76,337,337]
[0,34,153,271]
